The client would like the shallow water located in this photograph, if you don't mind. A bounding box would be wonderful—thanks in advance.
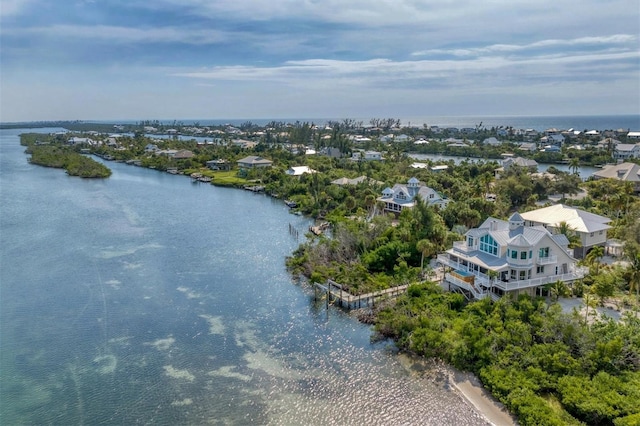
[0,128,488,425]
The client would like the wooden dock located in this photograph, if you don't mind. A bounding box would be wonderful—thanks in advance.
[314,279,408,310]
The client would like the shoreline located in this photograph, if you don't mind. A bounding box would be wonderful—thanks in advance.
[396,353,517,426]
[447,368,517,426]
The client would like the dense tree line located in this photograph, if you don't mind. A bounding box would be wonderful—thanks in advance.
[26,145,111,178]
[375,284,640,425]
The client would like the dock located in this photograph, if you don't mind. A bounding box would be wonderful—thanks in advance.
[244,185,265,192]
[315,279,408,310]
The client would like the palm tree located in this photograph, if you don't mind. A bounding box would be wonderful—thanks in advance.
[416,239,435,274]
[568,157,580,175]
[585,245,604,274]
[625,242,640,297]
[556,221,581,249]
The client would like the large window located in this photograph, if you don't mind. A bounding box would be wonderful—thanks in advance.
[539,247,549,258]
[480,234,498,256]
[468,237,474,247]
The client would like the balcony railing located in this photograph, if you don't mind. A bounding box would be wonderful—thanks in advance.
[492,271,585,291]
[536,255,557,265]
[444,273,489,300]
[437,253,586,296]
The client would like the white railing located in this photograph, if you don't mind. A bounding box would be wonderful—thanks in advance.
[492,271,585,291]
[452,241,470,252]
[444,273,489,299]
[536,255,557,265]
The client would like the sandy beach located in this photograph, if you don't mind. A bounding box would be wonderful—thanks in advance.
[397,353,517,425]
[448,368,517,426]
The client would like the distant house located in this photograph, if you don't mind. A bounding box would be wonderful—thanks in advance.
[351,150,383,161]
[144,143,159,153]
[482,137,502,146]
[437,212,585,301]
[377,177,450,213]
[286,166,316,176]
[520,204,612,258]
[206,159,231,171]
[319,147,342,158]
[518,142,537,152]
[236,156,273,169]
[68,137,96,146]
[495,156,538,178]
[627,131,640,140]
[331,175,382,186]
[592,162,640,193]
[173,150,194,160]
[613,143,640,160]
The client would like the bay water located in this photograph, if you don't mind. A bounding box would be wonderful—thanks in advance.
[0,128,488,425]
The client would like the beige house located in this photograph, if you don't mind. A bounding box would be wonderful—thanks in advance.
[592,162,640,193]
[519,204,611,258]
[437,213,585,301]
[236,156,273,169]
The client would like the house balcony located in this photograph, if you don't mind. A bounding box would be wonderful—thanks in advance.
[536,255,557,265]
[492,270,585,292]
[444,273,489,300]
[452,241,471,253]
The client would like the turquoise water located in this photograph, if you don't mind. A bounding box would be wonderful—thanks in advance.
[0,128,488,425]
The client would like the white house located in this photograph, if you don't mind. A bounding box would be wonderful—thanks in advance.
[519,204,611,258]
[482,137,502,146]
[351,150,383,161]
[286,166,316,176]
[377,177,450,213]
[613,143,640,160]
[437,213,585,301]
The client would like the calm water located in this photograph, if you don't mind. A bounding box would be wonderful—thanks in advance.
[0,129,488,425]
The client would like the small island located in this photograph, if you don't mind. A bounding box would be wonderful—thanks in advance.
[22,133,111,178]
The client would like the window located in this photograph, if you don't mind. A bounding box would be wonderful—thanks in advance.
[599,230,603,235]
[467,237,474,247]
[537,266,545,274]
[529,250,533,259]
[510,270,517,280]
[539,247,549,258]
[511,250,518,259]
[520,251,527,260]
[480,234,498,256]
[519,271,526,280]
[590,232,594,237]
[429,193,434,199]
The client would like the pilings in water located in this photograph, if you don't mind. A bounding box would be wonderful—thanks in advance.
[288,223,299,240]
[314,279,408,310]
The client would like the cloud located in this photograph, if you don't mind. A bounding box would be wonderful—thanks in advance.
[6,24,229,45]
[412,34,638,57]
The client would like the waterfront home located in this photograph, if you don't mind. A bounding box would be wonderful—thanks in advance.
[206,159,231,171]
[286,166,316,177]
[331,176,383,186]
[494,156,538,178]
[519,204,611,258]
[627,131,640,140]
[613,143,640,160]
[236,156,273,169]
[592,162,640,193]
[482,137,502,146]
[437,213,585,301]
[351,150,383,161]
[377,177,450,213]
[518,142,538,152]
[173,150,194,160]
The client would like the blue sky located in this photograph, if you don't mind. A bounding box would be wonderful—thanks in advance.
[1,0,639,122]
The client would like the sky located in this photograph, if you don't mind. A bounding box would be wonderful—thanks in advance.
[1,0,639,122]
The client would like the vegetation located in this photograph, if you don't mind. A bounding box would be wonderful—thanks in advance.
[16,121,640,426]
[374,284,640,425]
[27,145,111,178]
